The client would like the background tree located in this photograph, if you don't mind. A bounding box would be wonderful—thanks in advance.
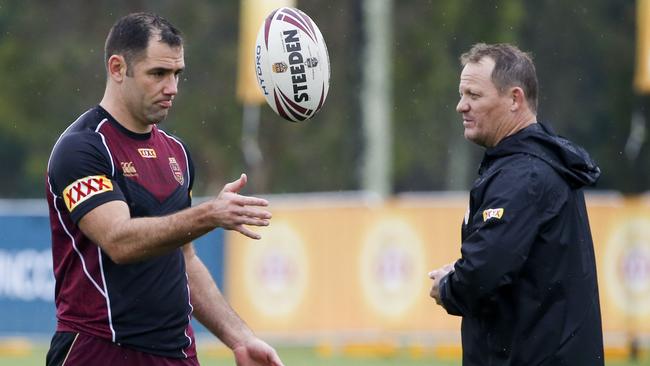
[0,0,641,197]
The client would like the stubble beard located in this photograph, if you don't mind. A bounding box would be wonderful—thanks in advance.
[146,106,169,125]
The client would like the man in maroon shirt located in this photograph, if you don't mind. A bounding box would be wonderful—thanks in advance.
[46,12,283,366]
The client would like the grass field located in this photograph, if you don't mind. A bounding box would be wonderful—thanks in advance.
[1,345,649,366]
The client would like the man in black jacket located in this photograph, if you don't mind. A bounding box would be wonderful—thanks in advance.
[429,43,604,365]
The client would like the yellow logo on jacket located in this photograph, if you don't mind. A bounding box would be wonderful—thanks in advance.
[483,208,504,222]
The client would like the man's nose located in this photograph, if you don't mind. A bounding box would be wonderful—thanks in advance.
[164,75,178,96]
[456,98,468,113]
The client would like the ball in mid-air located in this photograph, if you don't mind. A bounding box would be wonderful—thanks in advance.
[254,7,330,122]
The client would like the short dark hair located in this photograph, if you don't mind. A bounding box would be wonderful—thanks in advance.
[104,12,183,76]
[460,43,538,113]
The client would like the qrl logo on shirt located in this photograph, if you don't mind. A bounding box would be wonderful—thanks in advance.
[169,158,184,185]
[482,208,504,222]
[63,175,113,212]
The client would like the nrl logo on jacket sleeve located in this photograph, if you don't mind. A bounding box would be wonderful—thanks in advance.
[482,208,504,222]
[63,175,113,212]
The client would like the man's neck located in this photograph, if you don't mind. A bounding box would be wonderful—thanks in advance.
[99,92,152,134]
[492,111,537,147]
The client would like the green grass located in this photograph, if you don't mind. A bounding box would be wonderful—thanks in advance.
[236,347,462,366]
[1,346,649,366]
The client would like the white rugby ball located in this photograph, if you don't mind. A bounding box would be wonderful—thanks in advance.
[254,7,330,122]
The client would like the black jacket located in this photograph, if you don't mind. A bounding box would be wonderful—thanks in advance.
[439,123,604,366]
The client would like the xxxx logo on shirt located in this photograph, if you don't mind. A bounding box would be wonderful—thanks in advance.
[138,148,157,158]
[63,175,113,212]
[482,208,504,222]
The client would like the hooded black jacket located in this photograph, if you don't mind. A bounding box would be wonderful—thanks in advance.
[439,123,604,365]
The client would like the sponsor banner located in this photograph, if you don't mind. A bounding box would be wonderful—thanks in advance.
[359,218,426,318]
[0,212,225,335]
[3,195,650,336]
[226,198,464,332]
[0,249,53,302]
[226,194,650,335]
[635,0,650,93]
[0,216,56,333]
[591,196,650,332]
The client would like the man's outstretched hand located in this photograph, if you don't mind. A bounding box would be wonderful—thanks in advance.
[210,173,272,240]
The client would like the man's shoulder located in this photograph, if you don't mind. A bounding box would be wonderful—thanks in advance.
[481,153,567,200]
[49,108,112,171]
[494,152,561,179]
[52,128,104,158]
[67,107,110,132]
[54,108,108,147]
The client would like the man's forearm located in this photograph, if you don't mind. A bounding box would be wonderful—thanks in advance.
[184,245,253,349]
[79,174,270,264]
[80,200,216,264]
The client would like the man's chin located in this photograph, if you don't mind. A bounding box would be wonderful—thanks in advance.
[464,130,486,147]
[147,111,169,124]
[463,129,476,142]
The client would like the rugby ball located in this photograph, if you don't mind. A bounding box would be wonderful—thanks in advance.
[254,7,330,122]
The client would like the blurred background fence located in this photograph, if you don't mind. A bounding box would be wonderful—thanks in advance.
[2,193,650,356]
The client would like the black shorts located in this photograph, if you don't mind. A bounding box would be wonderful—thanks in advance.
[46,332,200,366]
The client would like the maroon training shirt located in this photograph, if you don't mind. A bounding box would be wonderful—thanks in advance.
[46,106,197,358]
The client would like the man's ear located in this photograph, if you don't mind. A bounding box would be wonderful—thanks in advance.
[510,87,526,112]
[107,55,127,83]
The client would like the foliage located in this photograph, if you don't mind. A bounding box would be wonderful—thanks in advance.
[0,0,641,197]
